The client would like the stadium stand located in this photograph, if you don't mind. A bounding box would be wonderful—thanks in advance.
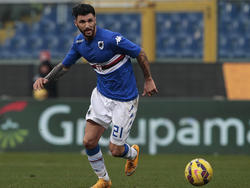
[0,1,250,60]
[218,1,250,59]
[0,5,141,60]
[156,13,203,58]
[96,13,141,45]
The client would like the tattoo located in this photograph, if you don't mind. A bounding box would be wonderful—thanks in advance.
[136,49,152,79]
[44,63,68,81]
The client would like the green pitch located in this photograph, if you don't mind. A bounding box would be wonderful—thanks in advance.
[0,152,249,188]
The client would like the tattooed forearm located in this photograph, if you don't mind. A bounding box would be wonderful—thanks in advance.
[44,63,68,82]
[136,49,152,79]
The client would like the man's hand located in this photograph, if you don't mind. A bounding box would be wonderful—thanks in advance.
[142,77,158,96]
[33,78,49,90]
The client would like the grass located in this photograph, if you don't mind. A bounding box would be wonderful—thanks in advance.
[0,152,249,188]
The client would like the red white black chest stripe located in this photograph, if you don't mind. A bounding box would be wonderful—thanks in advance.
[89,54,129,74]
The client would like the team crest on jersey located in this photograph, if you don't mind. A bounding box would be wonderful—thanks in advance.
[98,41,104,50]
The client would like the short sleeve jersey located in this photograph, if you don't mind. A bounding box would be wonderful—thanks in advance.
[62,27,141,101]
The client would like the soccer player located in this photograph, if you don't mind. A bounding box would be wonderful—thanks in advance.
[33,3,158,188]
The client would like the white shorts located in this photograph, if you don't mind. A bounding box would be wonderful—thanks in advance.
[85,88,139,146]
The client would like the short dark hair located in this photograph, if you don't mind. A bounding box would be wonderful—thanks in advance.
[72,4,95,18]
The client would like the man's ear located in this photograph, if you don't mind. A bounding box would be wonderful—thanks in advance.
[74,19,77,27]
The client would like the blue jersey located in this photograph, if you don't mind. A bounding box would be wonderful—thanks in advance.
[62,27,141,101]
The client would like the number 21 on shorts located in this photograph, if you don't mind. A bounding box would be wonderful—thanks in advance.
[112,125,123,138]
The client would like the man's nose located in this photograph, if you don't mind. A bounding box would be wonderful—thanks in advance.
[85,22,91,28]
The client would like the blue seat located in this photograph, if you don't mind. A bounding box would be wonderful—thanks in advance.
[28,34,44,50]
[126,33,141,45]
[9,36,28,54]
[40,19,57,34]
[156,35,177,58]
[156,12,203,58]
[56,22,76,35]
[14,22,31,36]
[190,37,203,58]
[56,35,73,54]
[97,13,140,36]
[0,41,13,59]
[219,1,241,20]
[156,17,172,35]
[240,2,250,18]
[42,35,59,50]
[218,35,229,58]
[97,14,120,32]
[41,5,57,21]
[219,34,243,58]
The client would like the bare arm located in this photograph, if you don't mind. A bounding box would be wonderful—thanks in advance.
[33,63,69,90]
[136,48,158,96]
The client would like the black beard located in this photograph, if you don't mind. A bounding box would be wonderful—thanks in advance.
[78,26,96,41]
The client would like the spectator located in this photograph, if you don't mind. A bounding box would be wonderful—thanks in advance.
[33,51,57,99]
